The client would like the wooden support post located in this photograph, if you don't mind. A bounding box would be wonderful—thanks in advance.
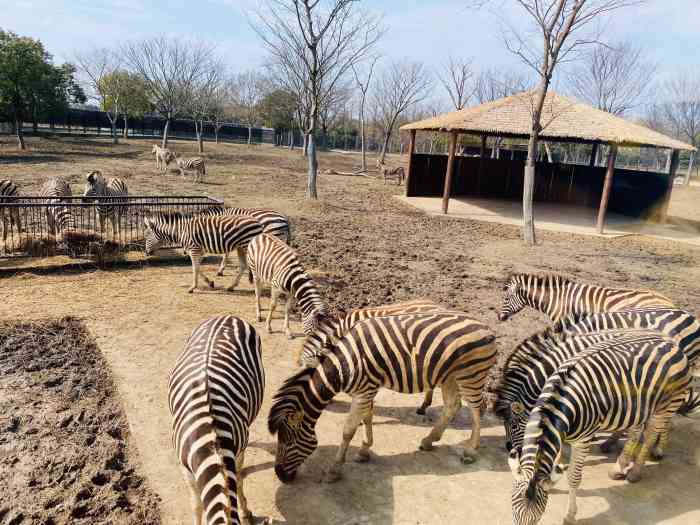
[660,149,680,223]
[405,130,416,196]
[589,143,599,167]
[442,131,459,214]
[596,144,618,234]
[477,135,487,195]
[684,151,695,186]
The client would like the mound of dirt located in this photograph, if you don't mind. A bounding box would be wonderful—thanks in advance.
[0,317,160,524]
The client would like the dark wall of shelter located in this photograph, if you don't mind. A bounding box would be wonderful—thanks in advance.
[407,153,671,220]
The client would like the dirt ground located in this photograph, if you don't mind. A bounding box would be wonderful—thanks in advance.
[0,317,161,524]
[1,135,700,524]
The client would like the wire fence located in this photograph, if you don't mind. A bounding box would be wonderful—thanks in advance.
[0,195,223,261]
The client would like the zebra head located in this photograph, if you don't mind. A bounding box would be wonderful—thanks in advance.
[151,144,159,155]
[494,396,528,453]
[83,170,106,200]
[499,275,527,321]
[298,320,339,367]
[143,215,165,256]
[268,368,320,483]
[510,450,563,525]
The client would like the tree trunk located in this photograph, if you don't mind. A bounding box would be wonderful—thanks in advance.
[32,119,38,133]
[685,151,695,185]
[197,121,204,154]
[215,125,219,144]
[162,118,171,148]
[15,118,25,150]
[380,130,392,164]
[123,116,129,139]
[248,126,252,145]
[544,142,553,163]
[360,98,367,172]
[523,81,549,246]
[110,118,118,145]
[302,133,309,157]
[307,132,318,199]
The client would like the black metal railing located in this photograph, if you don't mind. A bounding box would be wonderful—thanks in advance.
[0,195,223,260]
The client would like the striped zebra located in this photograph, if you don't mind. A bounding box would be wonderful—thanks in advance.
[82,171,128,238]
[269,312,496,483]
[169,315,265,525]
[498,273,675,323]
[144,212,262,293]
[39,177,74,235]
[509,332,690,525]
[246,233,329,339]
[151,144,174,173]
[493,308,700,458]
[173,156,206,183]
[199,207,291,277]
[298,299,447,414]
[0,179,22,247]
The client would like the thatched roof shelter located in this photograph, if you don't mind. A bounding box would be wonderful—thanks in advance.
[399,91,695,233]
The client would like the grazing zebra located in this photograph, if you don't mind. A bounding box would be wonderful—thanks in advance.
[498,273,675,323]
[82,171,128,238]
[173,156,206,182]
[0,179,22,247]
[199,206,291,277]
[39,177,74,235]
[169,315,265,525]
[144,212,262,293]
[493,308,700,458]
[246,233,329,339]
[269,312,496,483]
[151,144,174,173]
[298,299,447,414]
[510,332,690,525]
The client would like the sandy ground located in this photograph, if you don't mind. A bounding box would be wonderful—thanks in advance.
[2,136,700,524]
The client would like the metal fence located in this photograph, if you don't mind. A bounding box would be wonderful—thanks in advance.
[0,195,223,261]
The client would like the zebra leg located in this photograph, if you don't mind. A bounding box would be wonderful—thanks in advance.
[284,295,296,339]
[236,451,254,525]
[46,208,56,236]
[609,425,644,480]
[564,444,589,525]
[266,288,280,334]
[651,425,672,461]
[354,402,374,464]
[254,277,263,323]
[416,388,434,415]
[180,465,204,525]
[189,253,213,292]
[627,413,675,483]
[419,378,460,452]
[1,212,7,252]
[325,393,376,483]
[227,247,247,292]
[216,253,228,277]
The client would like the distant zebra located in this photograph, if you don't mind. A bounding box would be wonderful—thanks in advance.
[82,171,128,238]
[144,212,262,293]
[269,312,496,483]
[151,144,174,173]
[298,299,447,415]
[493,307,700,458]
[39,177,74,235]
[498,273,675,322]
[246,233,329,339]
[510,332,690,525]
[377,160,405,185]
[173,156,206,182]
[0,179,22,247]
[200,206,291,277]
[169,315,265,525]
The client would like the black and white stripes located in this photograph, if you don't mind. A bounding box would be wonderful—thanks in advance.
[152,144,174,173]
[175,156,206,182]
[0,179,22,246]
[39,177,74,235]
[82,170,129,238]
[169,315,265,525]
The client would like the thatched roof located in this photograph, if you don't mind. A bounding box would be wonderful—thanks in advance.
[401,91,695,152]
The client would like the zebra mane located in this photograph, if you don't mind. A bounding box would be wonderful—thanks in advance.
[512,273,575,288]
[268,367,317,435]
[145,210,192,222]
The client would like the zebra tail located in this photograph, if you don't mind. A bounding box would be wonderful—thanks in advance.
[286,221,293,244]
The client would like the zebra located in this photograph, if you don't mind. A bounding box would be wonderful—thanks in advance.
[246,233,329,339]
[377,160,405,185]
[509,332,690,525]
[39,177,74,235]
[297,298,447,414]
[492,308,700,459]
[498,273,675,323]
[268,312,496,483]
[169,315,265,525]
[0,179,22,248]
[82,170,128,238]
[144,212,262,293]
[199,206,292,277]
[172,156,206,183]
[151,144,174,173]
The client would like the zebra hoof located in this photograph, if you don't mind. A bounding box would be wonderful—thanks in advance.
[650,450,664,462]
[460,448,478,465]
[216,271,225,277]
[419,438,434,451]
[188,287,196,294]
[626,468,643,484]
[322,468,343,483]
[563,515,577,525]
[353,449,371,463]
[286,333,294,340]
[416,406,427,415]
[209,281,215,289]
[226,286,236,292]
[608,469,627,481]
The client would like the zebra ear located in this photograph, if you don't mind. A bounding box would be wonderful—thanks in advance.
[510,401,525,415]
[508,449,521,477]
[87,172,95,184]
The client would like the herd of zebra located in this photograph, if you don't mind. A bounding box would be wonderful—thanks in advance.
[156,199,700,525]
[152,144,207,182]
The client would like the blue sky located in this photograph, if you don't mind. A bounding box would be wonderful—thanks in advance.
[3,0,698,87]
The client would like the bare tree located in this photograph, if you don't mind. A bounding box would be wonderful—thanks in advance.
[567,42,655,116]
[253,0,383,199]
[473,69,530,104]
[475,0,642,245]
[122,36,214,147]
[374,61,432,164]
[210,82,235,144]
[188,62,225,153]
[74,48,122,144]
[231,70,267,145]
[438,56,474,110]
[661,74,700,184]
[352,56,379,171]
